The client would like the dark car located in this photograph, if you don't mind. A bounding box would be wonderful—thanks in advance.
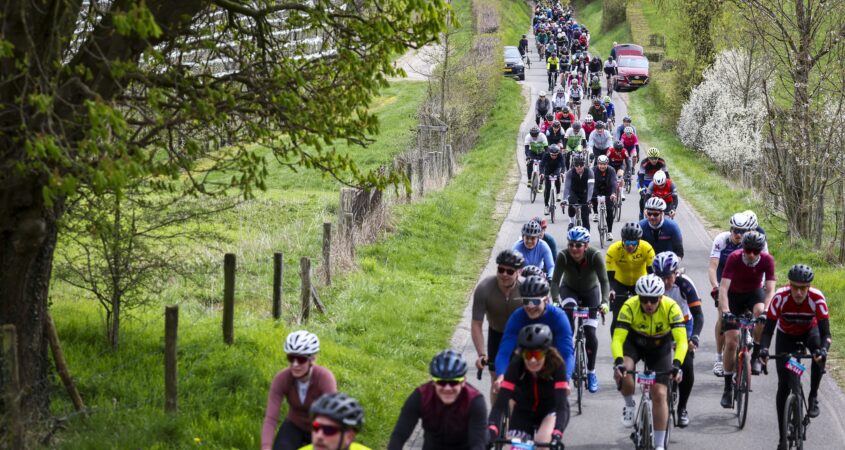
[614,55,649,91]
[504,46,526,81]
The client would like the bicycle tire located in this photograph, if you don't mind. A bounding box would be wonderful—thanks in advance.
[625,177,632,194]
[666,380,677,448]
[614,197,622,222]
[575,340,585,414]
[782,393,802,450]
[736,350,751,429]
[637,399,654,450]
[599,204,607,248]
[531,173,539,203]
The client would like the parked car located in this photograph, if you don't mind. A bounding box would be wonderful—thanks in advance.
[503,46,526,81]
[611,44,644,59]
[615,55,649,91]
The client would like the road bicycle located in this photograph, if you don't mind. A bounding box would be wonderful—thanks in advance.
[547,174,560,224]
[624,168,632,195]
[597,195,608,248]
[626,369,675,450]
[561,305,604,415]
[530,159,541,204]
[488,404,562,450]
[614,181,623,222]
[567,203,589,229]
[548,70,559,91]
[764,343,819,450]
[723,311,765,429]
[522,50,532,69]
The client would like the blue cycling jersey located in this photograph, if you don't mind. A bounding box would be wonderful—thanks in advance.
[605,103,615,118]
[638,217,684,258]
[495,304,575,380]
[513,239,555,278]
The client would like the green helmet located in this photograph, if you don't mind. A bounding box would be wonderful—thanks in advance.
[647,147,660,159]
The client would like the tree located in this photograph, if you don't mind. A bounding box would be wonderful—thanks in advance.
[0,0,447,421]
[730,0,845,241]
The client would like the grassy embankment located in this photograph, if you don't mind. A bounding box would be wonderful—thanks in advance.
[47,0,532,448]
[577,0,845,359]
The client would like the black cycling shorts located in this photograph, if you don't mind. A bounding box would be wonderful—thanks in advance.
[487,328,504,372]
[724,288,765,331]
[623,338,673,385]
[508,408,556,440]
[558,284,601,320]
[604,67,614,76]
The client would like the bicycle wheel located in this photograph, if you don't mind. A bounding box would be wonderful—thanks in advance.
[614,197,622,222]
[575,340,585,414]
[550,194,557,223]
[736,350,751,429]
[637,400,654,450]
[599,205,607,248]
[493,404,511,450]
[666,380,677,449]
[530,173,539,203]
[782,393,803,450]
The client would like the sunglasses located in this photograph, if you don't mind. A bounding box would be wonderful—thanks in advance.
[522,349,547,361]
[312,421,341,437]
[731,228,748,235]
[639,296,660,305]
[433,377,464,387]
[498,266,517,275]
[568,242,585,249]
[744,249,761,255]
[646,211,662,217]
[287,354,310,365]
[623,240,639,247]
[522,297,544,306]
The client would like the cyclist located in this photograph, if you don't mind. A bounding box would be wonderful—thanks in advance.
[389,351,487,450]
[531,215,558,258]
[563,121,586,155]
[637,148,669,219]
[568,82,583,117]
[603,96,616,128]
[541,145,566,215]
[612,274,687,450]
[620,126,640,165]
[547,53,561,91]
[588,53,603,82]
[718,231,776,408]
[514,220,555,279]
[587,98,607,123]
[582,114,596,142]
[471,249,524,394]
[550,226,611,393]
[518,34,529,58]
[604,57,618,95]
[488,324,569,450]
[521,264,546,279]
[536,29,550,60]
[589,74,602,99]
[263,331,337,450]
[552,86,568,113]
[562,153,594,230]
[615,116,636,141]
[639,197,684,258]
[587,121,612,163]
[535,91,551,125]
[301,393,369,450]
[524,126,548,187]
[645,170,678,219]
[591,155,617,240]
[494,276,575,387]
[546,120,565,151]
[652,252,703,428]
[539,112,555,134]
[759,264,831,449]
[606,222,655,335]
[608,140,631,200]
[556,106,576,132]
[708,212,766,376]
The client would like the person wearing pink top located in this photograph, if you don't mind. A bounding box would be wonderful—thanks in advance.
[262,331,337,450]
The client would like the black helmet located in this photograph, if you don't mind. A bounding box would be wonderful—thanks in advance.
[572,122,582,130]
[562,106,570,114]
[596,121,606,129]
[530,126,540,136]
[545,112,554,121]
[429,350,468,378]
[623,115,632,123]
[522,220,543,237]
[788,264,814,283]
[741,230,766,251]
[310,393,365,430]
[518,324,553,350]
[613,140,623,149]
[521,265,545,278]
[571,153,586,166]
[496,249,525,268]
[620,222,643,240]
[549,144,561,155]
[519,275,550,297]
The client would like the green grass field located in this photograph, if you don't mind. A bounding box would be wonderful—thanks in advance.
[47,0,532,447]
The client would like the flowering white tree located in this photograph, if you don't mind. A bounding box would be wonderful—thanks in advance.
[678,49,768,170]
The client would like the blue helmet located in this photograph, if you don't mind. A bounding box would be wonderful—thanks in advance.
[429,350,468,379]
[567,226,590,243]
[652,251,679,277]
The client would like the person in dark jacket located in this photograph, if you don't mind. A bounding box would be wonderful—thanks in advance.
[541,145,566,215]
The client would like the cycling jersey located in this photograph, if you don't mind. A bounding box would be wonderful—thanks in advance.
[615,124,636,141]
[263,365,337,449]
[299,444,371,450]
[620,133,638,150]
[495,303,575,379]
[471,276,523,333]
[607,147,629,167]
[638,158,668,183]
[766,286,829,337]
[709,231,769,282]
[611,296,689,365]
[552,94,568,111]
[563,127,585,151]
[513,238,555,279]
[721,249,775,293]
[646,179,678,210]
[639,217,684,258]
[587,105,607,123]
[524,133,548,158]
[582,121,595,138]
[605,240,655,286]
[556,112,575,131]
[568,85,582,101]
[550,246,610,305]
[587,129,612,152]
[604,102,615,119]
[547,57,560,72]
[664,275,704,338]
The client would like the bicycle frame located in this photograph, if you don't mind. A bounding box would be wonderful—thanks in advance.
[597,196,608,248]
[548,175,559,223]
[768,347,816,449]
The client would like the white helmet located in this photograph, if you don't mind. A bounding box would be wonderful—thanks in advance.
[624,126,633,134]
[539,91,547,97]
[635,274,666,297]
[653,170,667,187]
[284,330,320,355]
[644,197,667,211]
[730,212,755,230]
[596,154,609,164]
[585,114,594,123]
[743,210,759,229]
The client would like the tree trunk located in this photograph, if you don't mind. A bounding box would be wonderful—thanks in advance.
[0,175,64,421]
[109,291,121,351]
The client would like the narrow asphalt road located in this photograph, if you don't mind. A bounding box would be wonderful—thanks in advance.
[437,35,845,449]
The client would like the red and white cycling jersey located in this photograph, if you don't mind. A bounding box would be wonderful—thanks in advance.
[767,286,829,336]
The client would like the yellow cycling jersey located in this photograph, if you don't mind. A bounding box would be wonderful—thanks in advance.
[611,295,688,364]
[605,240,655,286]
[299,444,371,450]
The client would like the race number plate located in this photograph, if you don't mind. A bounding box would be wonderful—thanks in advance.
[637,373,656,385]
[574,307,590,319]
[786,358,806,376]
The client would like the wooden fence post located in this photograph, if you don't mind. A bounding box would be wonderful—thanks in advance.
[322,222,332,285]
[405,162,414,201]
[273,252,283,320]
[345,212,355,259]
[45,313,85,413]
[223,253,235,345]
[417,157,425,196]
[300,257,312,323]
[164,305,179,413]
[1,325,23,449]
[446,144,455,178]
